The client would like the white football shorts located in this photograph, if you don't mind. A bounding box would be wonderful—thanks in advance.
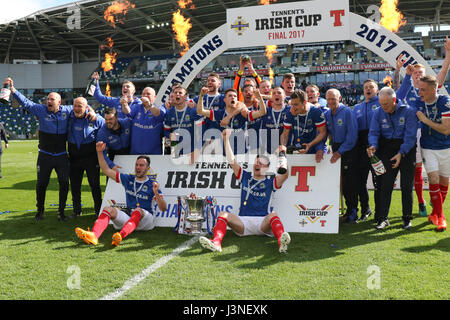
[234,216,274,237]
[421,148,450,177]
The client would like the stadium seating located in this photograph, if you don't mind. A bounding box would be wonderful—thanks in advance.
[1,34,448,139]
[0,104,37,138]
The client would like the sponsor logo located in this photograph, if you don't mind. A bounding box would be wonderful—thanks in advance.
[230,16,249,35]
[295,204,332,227]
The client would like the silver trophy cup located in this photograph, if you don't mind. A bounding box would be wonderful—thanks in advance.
[183,196,206,234]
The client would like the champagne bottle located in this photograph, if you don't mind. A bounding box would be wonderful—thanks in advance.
[370,154,386,176]
[0,77,11,104]
[84,77,97,97]
[277,150,287,175]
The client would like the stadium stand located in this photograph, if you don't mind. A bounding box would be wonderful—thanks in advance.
[0,0,448,138]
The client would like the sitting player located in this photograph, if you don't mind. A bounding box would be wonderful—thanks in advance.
[199,129,291,253]
[75,142,167,246]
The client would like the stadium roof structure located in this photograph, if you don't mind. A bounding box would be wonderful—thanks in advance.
[0,0,449,63]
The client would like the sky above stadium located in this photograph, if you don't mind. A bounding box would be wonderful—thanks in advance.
[0,0,77,24]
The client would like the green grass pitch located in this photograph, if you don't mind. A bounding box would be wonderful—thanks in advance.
[0,140,448,300]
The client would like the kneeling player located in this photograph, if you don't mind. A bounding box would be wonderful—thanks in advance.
[75,142,167,246]
[199,129,290,253]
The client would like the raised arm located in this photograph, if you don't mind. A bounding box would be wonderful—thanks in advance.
[142,97,161,117]
[222,129,240,177]
[196,87,211,118]
[248,89,267,120]
[96,141,119,180]
[6,78,42,112]
[436,36,450,87]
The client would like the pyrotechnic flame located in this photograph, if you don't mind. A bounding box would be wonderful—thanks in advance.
[260,0,278,84]
[101,37,117,72]
[259,0,277,4]
[178,0,195,9]
[383,75,393,87]
[102,52,117,72]
[104,0,136,28]
[379,0,406,33]
[265,45,277,85]
[106,83,111,97]
[172,9,192,56]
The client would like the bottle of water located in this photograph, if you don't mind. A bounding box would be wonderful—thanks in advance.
[370,154,386,176]
[277,151,287,175]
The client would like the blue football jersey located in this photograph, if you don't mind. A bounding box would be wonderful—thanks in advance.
[115,172,162,213]
[420,94,450,150]
[164,106,203,154]
[283,104,326,153]
[260,106,289,154]
[236,168,281,217]
[128,104,166,155]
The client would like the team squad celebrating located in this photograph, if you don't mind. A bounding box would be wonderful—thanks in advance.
[2,41,450,251]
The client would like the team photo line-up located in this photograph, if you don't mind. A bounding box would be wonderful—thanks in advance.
[1,44,449,252]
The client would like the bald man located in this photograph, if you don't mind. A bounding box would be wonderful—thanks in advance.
[68,97,105,218]
[6,78,96,221]
[324,88,359,223]
[122,86,166,155]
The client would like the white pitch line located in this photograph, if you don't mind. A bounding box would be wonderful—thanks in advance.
[100,235,200,300]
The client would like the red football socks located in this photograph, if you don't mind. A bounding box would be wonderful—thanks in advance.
[429,184,443,218]
[92,210,111,239]
[414,166,425,205]
[270,216,285,243]
[439,184,448,204]
[212,216,228,246]
[119,210,142,239]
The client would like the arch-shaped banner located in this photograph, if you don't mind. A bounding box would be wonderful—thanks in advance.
[155,0,446,106]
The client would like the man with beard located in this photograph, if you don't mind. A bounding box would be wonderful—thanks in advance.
[192,73,225,152]
[280,89,327,163]
[75,142,167,246]
[96,107,132,170]
[233,55,262,102]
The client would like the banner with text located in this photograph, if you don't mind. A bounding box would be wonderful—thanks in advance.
[226,0,350,48]
[101,154,341,234]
